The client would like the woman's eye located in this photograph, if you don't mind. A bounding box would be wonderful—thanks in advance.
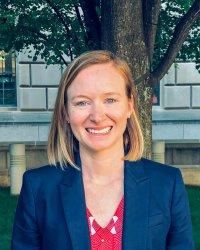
[75,101,89,106]
[106,98,116,104]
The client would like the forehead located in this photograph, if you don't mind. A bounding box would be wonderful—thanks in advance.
[67,63,126,95]
[76,62,124,80]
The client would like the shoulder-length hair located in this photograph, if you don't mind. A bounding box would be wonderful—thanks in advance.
[47,50,144,169]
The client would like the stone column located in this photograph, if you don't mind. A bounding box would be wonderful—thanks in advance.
[152,141,165,164]
[10,144,26,195]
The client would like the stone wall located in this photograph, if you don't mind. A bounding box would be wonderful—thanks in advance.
[165,143,200,186]
[161,62,200,109]
[0,146,48,187]
[1,55,200,187]
[16,52,62,111]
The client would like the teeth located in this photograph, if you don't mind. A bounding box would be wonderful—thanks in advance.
[87,127,111,134]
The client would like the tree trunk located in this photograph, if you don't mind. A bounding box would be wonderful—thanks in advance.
[101,0,153,159]
[136,81,153,159]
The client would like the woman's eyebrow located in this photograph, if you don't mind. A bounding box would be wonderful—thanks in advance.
[71,95,90,101]
[103,92,121,96]
[70,92,121,101]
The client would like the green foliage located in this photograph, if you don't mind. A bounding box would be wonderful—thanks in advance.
[154,0,200,70]
[0,0,92,65]
[0,0,199,69]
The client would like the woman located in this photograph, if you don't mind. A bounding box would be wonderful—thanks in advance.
[12,50,194,250]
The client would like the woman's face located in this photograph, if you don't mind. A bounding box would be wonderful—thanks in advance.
[67,63,133,155]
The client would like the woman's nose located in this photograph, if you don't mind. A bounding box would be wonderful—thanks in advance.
[89,103,106,122]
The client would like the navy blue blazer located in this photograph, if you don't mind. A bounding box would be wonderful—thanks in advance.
[11,158,194,250]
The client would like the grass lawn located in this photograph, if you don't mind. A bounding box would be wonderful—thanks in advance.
[0,185,200,250]
[0,187,18,250]
[187,185,200,250]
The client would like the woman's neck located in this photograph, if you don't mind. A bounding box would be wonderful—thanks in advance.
[80,147,124,185]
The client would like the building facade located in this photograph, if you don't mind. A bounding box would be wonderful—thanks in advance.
[0,51,200,191]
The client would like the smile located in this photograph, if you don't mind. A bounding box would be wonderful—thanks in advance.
[86,127,112,134]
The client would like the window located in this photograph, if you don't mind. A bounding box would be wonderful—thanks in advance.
[0,50,16,107]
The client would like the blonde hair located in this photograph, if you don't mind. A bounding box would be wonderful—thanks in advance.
[48,50,144,169]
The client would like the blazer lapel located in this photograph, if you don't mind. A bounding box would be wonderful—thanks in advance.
[60,163,90,250]
[123,160,149,250]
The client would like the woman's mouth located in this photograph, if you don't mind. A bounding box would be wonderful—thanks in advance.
[86,126,112,134]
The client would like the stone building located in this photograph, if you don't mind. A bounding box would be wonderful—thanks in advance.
[0,50,200,193]
[153,63,200,185]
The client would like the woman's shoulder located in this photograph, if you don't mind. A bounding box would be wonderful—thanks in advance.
[23,163,76,186]
[24,163,62,177]
[140,158,183,185]
[141,158,178,173]
[21,163,80,197]
[126,158,182,185]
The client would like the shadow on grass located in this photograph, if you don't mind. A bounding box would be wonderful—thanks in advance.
[0,187,18,250]
[187,185,200,250]
[0,185,200,250]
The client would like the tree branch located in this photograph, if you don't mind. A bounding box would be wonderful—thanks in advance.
[45,0,70,37]
[79,0,101,49]
[143,0,161,63]
[74,4,88,46]
[31,31,69,65]
[74,4,86,36]
[19,26,69,66]
[151,0,200,86]
[23,28,49,42]
[59,54,69,66]
[45,0,82,52]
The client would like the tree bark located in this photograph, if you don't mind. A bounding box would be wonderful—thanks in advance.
[143,0,161,63]
[136,82,153,159]
[101,0,153,159]
[79,0,101,49]
[100,0,200,159]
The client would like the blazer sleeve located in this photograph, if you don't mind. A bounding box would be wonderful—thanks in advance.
[11,171,41,250]
[166,168,195,250]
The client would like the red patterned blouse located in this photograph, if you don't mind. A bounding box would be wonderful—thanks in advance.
[86,197,124,250]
